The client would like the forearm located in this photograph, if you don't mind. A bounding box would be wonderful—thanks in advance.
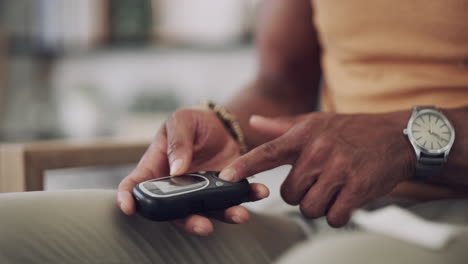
[224,0,321,149]
[226,76,319,148]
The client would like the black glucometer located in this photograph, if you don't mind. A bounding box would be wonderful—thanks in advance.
[133,171,250,221]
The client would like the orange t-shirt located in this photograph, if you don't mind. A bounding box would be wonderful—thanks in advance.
[313,0,468,113]
[311,0,468,199]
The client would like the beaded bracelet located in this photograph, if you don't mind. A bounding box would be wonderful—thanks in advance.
[200,101,248,155]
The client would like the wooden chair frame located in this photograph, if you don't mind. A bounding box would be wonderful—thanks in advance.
[1,140,466,200]
[0,30,7,128]
[0,140,149,193]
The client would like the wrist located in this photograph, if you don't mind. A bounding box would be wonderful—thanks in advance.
[386,110,417,181]
[400,106,457,182]
[200,101,248,155]
[435,107,466,182]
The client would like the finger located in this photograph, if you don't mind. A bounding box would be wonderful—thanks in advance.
[201,183,268,224]
[165,109,195,175]
[172,214,214,236]
[249,114,311,137]
[117,129,169,215]
[280,154,323,205]
[326,186,368,227]
[219,136,298,182]
[249,115,296,137]
[298,171,345,220]
[248,183,270,201]
[280,167,320,206]
[117,167,154,215]
[204,183,269,224]
[281,136,335,205]
[206,205,251,224]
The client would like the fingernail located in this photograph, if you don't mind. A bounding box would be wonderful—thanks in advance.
[193,226,205,235]
[250,115,270,123]
[117,191,124,205]
[258,187,267,198]
[118,192,129,213]
[170,159,183,175]
[231,216,242,223]
[251,115,263,121]
[250,115,265,125]
[219,168,236,181]
[121,202,129,214]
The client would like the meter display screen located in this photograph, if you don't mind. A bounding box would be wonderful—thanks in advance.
[142,175,207,196]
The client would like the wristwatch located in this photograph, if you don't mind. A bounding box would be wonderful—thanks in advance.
[403,106,455,181]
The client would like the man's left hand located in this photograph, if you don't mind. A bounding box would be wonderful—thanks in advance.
[219,111,415,227]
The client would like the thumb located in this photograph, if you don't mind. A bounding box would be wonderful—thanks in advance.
[165,110,195,176]
[249,115,298,137]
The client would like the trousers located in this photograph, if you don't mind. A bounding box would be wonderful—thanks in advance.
[0,190,467,264]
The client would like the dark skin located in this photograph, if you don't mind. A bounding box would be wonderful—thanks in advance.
[118,0,468,235]
[219,109,468,227]
[118,0,320,236]
[226,0,321,148]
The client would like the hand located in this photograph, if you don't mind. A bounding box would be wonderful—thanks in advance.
[117,107,269,235]
[219,111,415,227]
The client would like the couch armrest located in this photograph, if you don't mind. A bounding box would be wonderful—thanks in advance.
[0,140,149,193]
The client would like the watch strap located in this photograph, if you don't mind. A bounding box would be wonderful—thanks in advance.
[413,105,438,112]
[414,153,445,181]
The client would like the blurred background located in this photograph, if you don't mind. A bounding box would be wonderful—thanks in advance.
[0,0,291,211]
[0,0,260,142]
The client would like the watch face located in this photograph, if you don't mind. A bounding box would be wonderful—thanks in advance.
[410,111,453,152]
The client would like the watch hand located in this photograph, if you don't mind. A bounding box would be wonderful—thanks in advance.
[431,132,446,143]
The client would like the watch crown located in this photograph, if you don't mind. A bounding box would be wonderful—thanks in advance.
[403,128,408,135]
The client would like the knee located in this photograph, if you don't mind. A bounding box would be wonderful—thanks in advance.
[276,232,468,264]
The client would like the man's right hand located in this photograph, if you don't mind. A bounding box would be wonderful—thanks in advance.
[117,107,270,236]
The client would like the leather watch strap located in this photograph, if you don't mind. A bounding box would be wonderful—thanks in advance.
[414,153,445,181]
